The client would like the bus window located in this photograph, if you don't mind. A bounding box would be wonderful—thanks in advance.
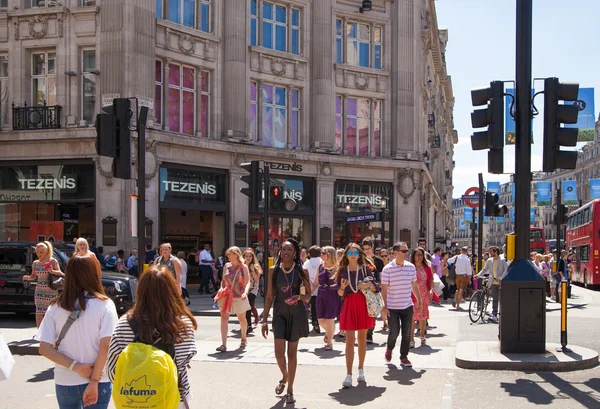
[581,245,590,262]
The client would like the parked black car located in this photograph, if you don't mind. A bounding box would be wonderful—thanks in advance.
[0,242,137,316]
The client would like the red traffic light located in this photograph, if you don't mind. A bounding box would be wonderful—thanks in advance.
[270,186,282,198]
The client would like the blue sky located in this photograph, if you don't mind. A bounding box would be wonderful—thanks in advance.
[435,0,600,197]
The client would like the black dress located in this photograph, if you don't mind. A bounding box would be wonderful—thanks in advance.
[272,264,309,342]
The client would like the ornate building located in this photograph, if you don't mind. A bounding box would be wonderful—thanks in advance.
[0,0,456,254]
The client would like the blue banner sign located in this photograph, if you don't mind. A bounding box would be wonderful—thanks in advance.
[505,88,535,145]
[511,183,515,205]
[536,181,552,206]
[487,182,501,195]
[530,208,536,224]
[564,87,595,142]
[459,219,466,231]
[562,180,578,205]
[464,208,473,221]
[346,213,377,223]
[590,179,600,200]
[510,208,515,223]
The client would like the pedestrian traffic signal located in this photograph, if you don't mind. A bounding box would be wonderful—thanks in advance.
[95,108,116,158]
[111,98,132,179]
[470,81,504,174]
[558,204,570,225]
[240,161,261,212]
[485,191,508,217]
[542,78,580,172]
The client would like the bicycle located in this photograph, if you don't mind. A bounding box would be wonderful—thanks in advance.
[468,278,492,323]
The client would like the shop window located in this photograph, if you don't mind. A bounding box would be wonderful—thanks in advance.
[154,60,196,135]
[0,55,7,128]
[156,0,211,33]
[32,51,57,106]
[249,81,299,148]
[336,19,383,69]
[81,49,97,124]
[336,95,382,157]
[250,0,301,55]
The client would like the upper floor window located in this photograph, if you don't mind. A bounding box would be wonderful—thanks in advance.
[336,19,383,69]
[81,49,97,124]
[25,0,62,7]
[0,0,7,12]
[32,51,56,106]
[250,0,301,55]
[0,56,7,128]
[156,0,211,33]
[81,0,96,6]
[336,95,382,157]
[249,80,299,148]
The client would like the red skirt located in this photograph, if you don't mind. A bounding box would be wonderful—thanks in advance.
[339,292,375,331]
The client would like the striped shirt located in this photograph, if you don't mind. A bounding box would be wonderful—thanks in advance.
[107,315,197,402]
[381,260,417,310]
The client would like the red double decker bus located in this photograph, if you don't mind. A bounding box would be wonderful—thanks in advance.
[529,227,545,254]
[565,199,600,287]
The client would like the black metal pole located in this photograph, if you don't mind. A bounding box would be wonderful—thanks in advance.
[471,208,476,257]
[478,173,484,271]
[137,106,148,265]
[263,165,270,271]
[514,0,533,260]
[556,188,562,256]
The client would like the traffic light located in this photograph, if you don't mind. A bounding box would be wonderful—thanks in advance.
[542,78,580,172]
[485,191,508,217]
[111,98,132,179]
[270,186,283,210]
[558,204,569,225]
[470,81,504,174]
[240,161,260,212]
[95,109,116,157]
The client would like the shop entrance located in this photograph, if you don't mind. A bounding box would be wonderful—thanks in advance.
[334,217,390,249]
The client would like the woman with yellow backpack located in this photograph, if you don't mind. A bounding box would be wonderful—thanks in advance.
[107,267,198,409]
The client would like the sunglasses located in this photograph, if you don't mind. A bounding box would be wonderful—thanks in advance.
[347,250,360,256]
[397,249,409,253]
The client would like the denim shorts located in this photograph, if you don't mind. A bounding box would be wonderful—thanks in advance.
[55,382,112,409]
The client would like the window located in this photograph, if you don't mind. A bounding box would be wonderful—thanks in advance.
[25,0,61,7]
[81,50,96,123]
[199,71,209,137]
[336,19,383,69]
[81,0,96,5]
[250,1,301,55]
[249,81,299,148]
[156,0,211,32]
[0,56,7,128]
[154,61,196,135]
[169,0,195,28]
[31,51,56,106]
[336,95,383,157]
[580,245,590,262]
[0,0,7,12]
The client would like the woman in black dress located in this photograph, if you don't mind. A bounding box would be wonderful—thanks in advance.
[261,239,311,405]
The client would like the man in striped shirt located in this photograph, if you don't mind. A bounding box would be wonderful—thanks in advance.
[381,242,422,367]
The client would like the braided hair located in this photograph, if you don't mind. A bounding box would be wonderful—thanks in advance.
[272,238,310,290]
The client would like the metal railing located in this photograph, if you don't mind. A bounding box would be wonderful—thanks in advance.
[12,102,62,130]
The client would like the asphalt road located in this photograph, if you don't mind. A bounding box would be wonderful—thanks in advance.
[2,285,600,409]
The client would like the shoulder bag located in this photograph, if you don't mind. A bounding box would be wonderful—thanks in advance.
[360,267,384,318]
[47,260,65,291]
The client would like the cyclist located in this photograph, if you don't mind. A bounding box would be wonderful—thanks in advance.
[474,246,508,322]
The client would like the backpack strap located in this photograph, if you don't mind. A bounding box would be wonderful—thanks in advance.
[55,294,93,348]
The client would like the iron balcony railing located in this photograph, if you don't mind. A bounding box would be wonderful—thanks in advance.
[12,102,62,130]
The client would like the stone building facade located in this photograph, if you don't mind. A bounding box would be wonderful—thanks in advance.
[0,0,456,256]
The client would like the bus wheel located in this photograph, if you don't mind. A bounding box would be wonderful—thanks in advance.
[584,270,588,288]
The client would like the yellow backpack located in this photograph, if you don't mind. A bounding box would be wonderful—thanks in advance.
[112,319,180,409]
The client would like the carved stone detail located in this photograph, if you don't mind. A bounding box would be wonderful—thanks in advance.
[271,59,286,76]
[320,162,332,177]
[397,168,416,204]
[144,140,160,187]
[178,34,196,56]
[234,153,248,168]
[355,73,368,90]
[57,13,66,38]
[12,18,19,41]
[94,157,114,187]
[28,16,48,39]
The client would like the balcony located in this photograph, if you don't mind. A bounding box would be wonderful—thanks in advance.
[428,113,436,129]
[12,102,62,131]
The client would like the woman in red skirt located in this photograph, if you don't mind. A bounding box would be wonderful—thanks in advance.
[335,243,379,388]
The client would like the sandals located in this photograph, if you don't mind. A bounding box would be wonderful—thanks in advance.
[285,393,296,405]
[215,345,227,352]
[324,344,333,350]
[409,340,415,348]
[421,336,427,346]
[275,380,286,395]
[240,339,248,348]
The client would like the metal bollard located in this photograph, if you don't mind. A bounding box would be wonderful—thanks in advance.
[556,279,571,353]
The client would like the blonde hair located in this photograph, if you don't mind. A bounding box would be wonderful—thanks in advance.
[322,246,338,267]
[74,237,90,256]
[226,246,244,265]
[243,248,263,275]
[36,241,54,259]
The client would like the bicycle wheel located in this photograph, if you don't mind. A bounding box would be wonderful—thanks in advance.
[469,290,484,323]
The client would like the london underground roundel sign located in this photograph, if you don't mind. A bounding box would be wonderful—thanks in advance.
[462,187,480,208]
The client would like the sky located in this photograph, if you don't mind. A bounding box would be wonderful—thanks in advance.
[435,0,600,198]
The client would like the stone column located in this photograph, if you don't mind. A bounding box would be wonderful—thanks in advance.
[391,0,416,155]
[315,176,335,246]
[223,0,248,136]
[310,0,335,150]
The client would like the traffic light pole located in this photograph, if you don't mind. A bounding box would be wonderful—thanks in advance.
[556,188,562,256]
[263,165,270,271]
[137,106,149,262]
[514,0,533,260]
[478,173,484,272]
[471,209,476,259]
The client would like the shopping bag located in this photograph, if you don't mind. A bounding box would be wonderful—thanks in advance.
[0,334,16,381]
[432,274,445,296]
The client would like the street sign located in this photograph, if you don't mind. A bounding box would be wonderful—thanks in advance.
[462,187,480,208]
[346,214,377,223]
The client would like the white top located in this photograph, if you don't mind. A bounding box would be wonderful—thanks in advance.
[179,258,188,289]
[37,297,118,386]
[199,249,213,266]
[448,254,473,276]
[303,257,322,296]
[381,260,417,310]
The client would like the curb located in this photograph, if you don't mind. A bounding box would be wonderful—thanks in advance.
[455,341,599,372]
[8,342,39,356]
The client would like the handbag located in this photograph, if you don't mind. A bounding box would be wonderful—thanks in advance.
[0,334,15,381]
[360,268,384,318]
[433,274,445,296]
[49,273,65,291]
